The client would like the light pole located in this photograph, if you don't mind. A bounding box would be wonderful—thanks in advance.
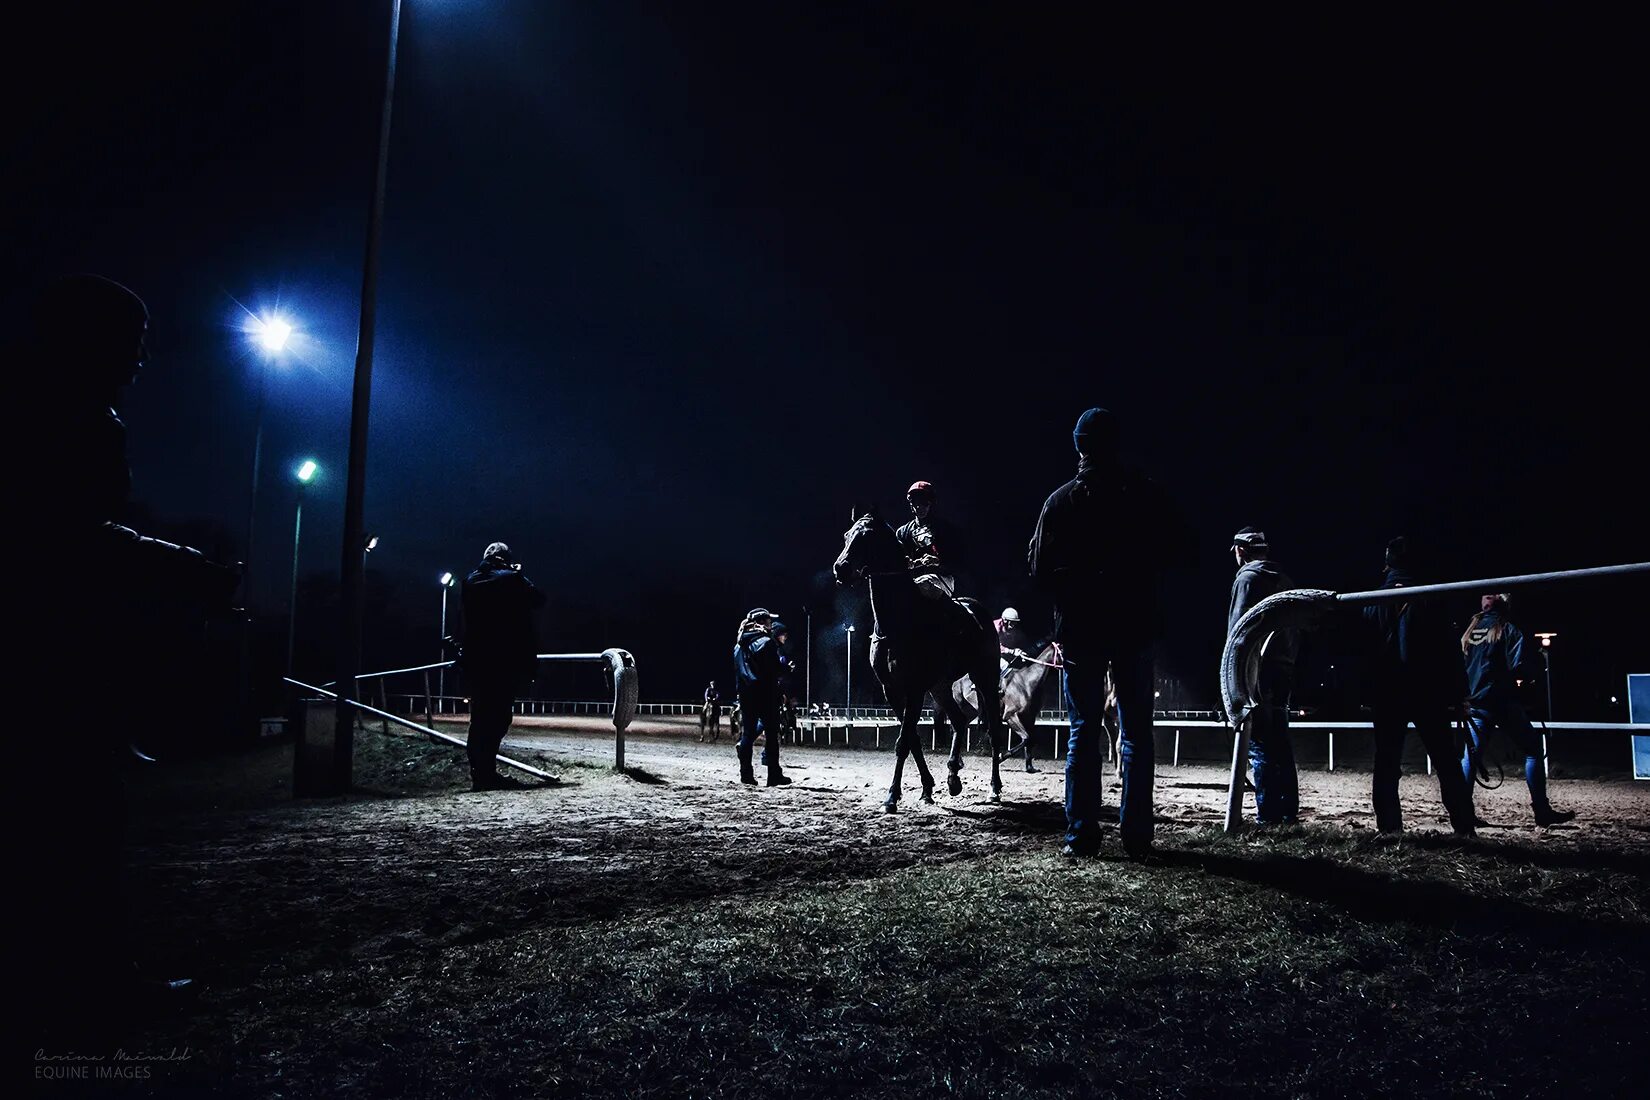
[286,460,318,679]
[335,0,404,793]
[438,572,454,702]
[804,607,812,711]
[845,623,855,726]
[244,313,294,590]
[1535,632,1557,777]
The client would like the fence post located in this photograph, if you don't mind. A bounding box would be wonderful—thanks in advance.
[422,669,434,725]
[1328,729,1335,772]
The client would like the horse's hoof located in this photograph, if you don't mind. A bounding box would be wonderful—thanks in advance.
[921,785,935,804]
[883,799,899,814]
[947,775,963,797]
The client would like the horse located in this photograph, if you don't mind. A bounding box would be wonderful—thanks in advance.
[945,651,1128,775]
[832,509,1007,811]
[699,698,722,743]
[938,642,1062,770]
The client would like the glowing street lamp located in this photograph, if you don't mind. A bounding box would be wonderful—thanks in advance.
[243,312,299,586]
[1534,632,1558,777]
[845,623,855,726]
[286,460,319,678]
[438,571,456,703]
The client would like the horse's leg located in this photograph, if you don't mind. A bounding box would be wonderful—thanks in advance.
[885,698,917,813]
[911,700,936,803]
[980,678,1004,803]
[944,697,966,797]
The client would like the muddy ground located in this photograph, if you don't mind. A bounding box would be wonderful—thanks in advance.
[71,721,1650,1096]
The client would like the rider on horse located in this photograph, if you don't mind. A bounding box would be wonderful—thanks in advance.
[896,481,963,601]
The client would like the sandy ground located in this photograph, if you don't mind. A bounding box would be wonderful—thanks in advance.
[86,722,1650,1097]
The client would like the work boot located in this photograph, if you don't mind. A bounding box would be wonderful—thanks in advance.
[737,745,757,785]
[766,767,792,787]
[1534,805,1577,827]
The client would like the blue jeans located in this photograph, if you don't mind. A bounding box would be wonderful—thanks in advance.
[1461,699,1548,810]
[1062,642,1154,853]
[739,705,780,768]
[1248,697,1298,824]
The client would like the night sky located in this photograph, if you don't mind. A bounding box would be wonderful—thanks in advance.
[10,4,1646,712]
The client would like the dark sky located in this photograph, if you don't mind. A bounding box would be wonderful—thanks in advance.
[9,4,1647,710]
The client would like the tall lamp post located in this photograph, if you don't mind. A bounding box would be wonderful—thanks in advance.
[335,0,404,793]
[1535,632,1557,777]
[286,460,319,679]
[244,314,294,584]
[438,572,455,702]
[804,607,812,712]
[845,623,855,727]
[240,314,293,735]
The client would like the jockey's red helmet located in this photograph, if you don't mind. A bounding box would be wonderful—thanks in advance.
[906,480,935,502]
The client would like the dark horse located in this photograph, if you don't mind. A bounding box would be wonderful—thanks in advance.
[832,511,1006,811]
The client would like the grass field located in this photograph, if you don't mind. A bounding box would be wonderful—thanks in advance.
[103,725,1649,1097]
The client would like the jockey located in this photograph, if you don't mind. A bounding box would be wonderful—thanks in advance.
[995,607,1036,669]
[896,480,964,600]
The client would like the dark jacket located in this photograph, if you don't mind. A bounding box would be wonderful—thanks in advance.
[460,560,546,687]
[1462,608,1527,706]
[896,515,963,577]
[733,627,781,710]
[1028,456,1183,643]
[1228,559,1300,676]
[1361,568,1461,702]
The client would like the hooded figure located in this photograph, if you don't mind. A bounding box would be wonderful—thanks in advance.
[459,542,546,790]
[732,608,791,786]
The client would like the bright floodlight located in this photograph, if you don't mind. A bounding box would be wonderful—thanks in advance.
[255,316,294,352]
[296,459,319,483]
[364,534,380,552]
[439,571,454,587]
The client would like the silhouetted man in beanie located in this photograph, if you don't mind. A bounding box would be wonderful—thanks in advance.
[1363,537,1476,835]
[1029,407,1186,859]
[460,541,546,790]
[26,274,240,1041]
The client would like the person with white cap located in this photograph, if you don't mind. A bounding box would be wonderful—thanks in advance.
[995,607,1045,771]
[1228,526,1301,824]
[459,541,546,790]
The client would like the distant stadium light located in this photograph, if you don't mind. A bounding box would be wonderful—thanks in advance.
[439,572,454,587]
[364,534,379,552]
[296,459,319,483]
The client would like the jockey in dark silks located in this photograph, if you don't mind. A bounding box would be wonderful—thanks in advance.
[1459,593,1575,826]
[896,481,963,600]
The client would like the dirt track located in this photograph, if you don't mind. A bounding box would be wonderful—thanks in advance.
[104,724,1650,1097]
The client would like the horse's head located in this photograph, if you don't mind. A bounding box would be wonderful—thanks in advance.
[833,506,899,586]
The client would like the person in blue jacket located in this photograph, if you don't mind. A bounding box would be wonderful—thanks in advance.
[1362,537,1476,835]
[733,608,792,787]
[1460,593,1576,826]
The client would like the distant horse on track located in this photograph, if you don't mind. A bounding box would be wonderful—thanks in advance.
[832,509,1007,811]
[945,652,1122,774]
[699,698,721,743]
